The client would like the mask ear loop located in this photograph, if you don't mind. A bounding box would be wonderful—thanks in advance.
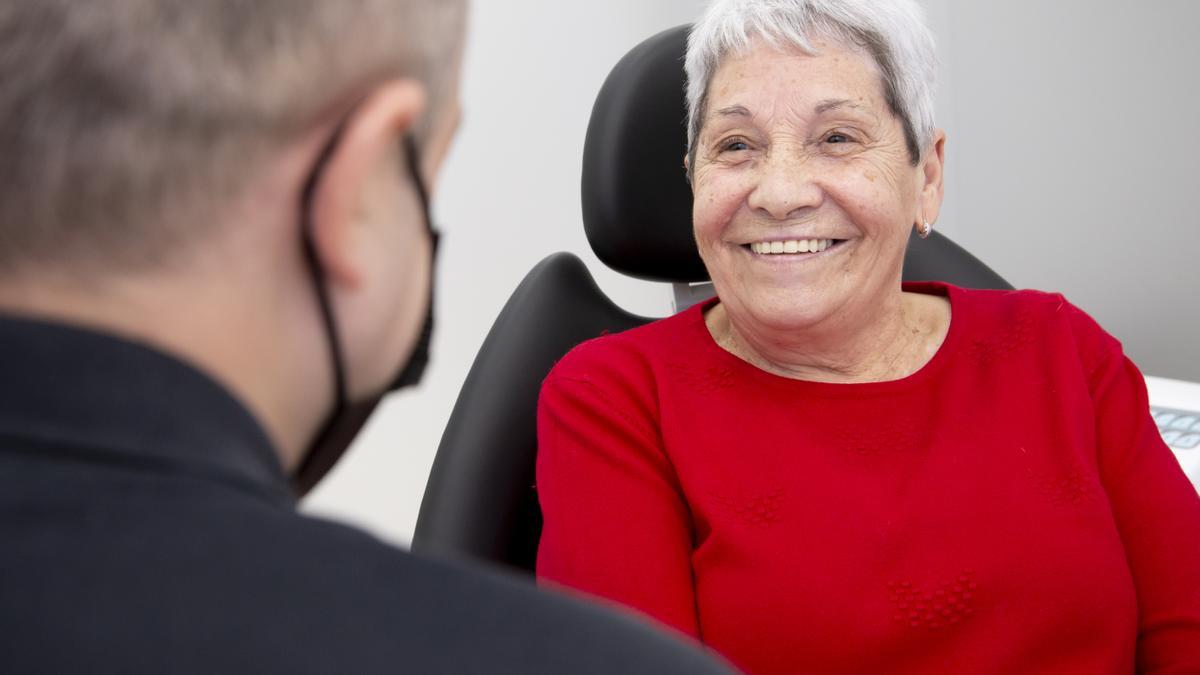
[290,113,359,496]
[299,119,355,425]
[389,135,440,390]
[403,135,432,218]
[291,127,439,495]
[402,134,441,257]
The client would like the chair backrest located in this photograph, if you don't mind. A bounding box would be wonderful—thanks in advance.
[413,25,1012,574]
[413,253,650,570]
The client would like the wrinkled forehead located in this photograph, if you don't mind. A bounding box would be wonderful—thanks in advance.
[701,37,888,131]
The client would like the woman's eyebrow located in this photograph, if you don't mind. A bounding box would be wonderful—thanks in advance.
[814,98,864,114]
[712,104,752,120]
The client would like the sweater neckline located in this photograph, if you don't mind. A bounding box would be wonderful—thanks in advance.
[685,281,964,397]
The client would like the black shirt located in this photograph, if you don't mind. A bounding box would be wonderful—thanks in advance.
[0,314,731,674]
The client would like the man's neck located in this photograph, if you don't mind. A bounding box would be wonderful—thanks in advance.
[0,269,326,470]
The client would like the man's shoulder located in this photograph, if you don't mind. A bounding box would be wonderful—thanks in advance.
[197,510,731,674]
[0,466,728,675]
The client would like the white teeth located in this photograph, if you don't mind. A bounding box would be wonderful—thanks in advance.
[749,238,834,255]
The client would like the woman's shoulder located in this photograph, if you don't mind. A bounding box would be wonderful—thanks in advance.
[945,284,1124,365]
[545,304,704,384]
[943,283,1064,314]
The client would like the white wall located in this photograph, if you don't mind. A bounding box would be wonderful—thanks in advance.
[304,0,1200,544]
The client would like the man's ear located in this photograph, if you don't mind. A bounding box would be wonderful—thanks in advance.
[918,129,946,225]
[308,79,427,290]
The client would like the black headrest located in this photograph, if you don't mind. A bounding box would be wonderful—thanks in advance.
[582,25,704,283]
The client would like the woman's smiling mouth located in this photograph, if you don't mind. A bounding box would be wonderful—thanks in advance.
[744,238,845,256]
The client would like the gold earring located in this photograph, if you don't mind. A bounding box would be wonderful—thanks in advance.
[918,221,932,239]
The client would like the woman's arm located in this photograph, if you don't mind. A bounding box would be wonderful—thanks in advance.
[535,358,701,639]
[1078,312,1200,672]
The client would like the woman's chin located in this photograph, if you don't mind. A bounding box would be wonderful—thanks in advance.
[722,291,841,335]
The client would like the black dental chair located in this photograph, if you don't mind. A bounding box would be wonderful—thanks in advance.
[411,25,1011,574]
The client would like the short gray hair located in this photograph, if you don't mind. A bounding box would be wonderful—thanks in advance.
[0,0,465,275]
[685,0,937,168]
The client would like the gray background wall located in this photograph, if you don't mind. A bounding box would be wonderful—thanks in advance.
[930,0,1200,383]
[303,0,1200,544]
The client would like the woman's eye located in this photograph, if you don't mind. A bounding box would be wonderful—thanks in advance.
[825,133,851,144]
[719,139,749,153]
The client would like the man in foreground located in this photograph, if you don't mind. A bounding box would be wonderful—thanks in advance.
[0,2,730,672]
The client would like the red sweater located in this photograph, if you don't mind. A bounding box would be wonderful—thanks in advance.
[536,283,1200,675]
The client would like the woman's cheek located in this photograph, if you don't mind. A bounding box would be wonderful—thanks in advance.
[691,189,719,247]
[694,175,743,238]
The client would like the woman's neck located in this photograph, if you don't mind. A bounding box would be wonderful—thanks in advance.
[705,290,951,384]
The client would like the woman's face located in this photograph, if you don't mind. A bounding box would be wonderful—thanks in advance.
[690,39,943,334]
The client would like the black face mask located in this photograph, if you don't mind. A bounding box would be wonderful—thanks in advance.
[290,130,438,496]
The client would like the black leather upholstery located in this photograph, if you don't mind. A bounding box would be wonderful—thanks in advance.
[413,24,1012,574]
[582,26,701,282]
[902,230,1012,290]
[413,253,650,570]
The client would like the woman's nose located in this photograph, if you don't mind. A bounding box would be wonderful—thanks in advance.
[746,150,822,221]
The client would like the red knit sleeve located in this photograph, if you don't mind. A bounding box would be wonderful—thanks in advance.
[535,340,700,639]
[1067,303,1200,673]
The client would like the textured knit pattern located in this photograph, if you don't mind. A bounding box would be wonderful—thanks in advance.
[535,283,1200,675]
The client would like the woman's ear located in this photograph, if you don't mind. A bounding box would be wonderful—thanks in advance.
[918,129,947,225]
[308,79,427,291]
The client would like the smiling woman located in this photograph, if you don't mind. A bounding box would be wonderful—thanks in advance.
[690,38,948,382]
[534,0,1200,673]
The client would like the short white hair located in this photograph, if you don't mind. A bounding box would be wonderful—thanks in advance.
[0,0,465,275]
[685,0,938,166]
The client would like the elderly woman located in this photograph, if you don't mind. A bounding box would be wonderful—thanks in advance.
[534,0,1200,673]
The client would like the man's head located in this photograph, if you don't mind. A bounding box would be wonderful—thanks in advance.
[0,0,464,275]
[0,0,467,470]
